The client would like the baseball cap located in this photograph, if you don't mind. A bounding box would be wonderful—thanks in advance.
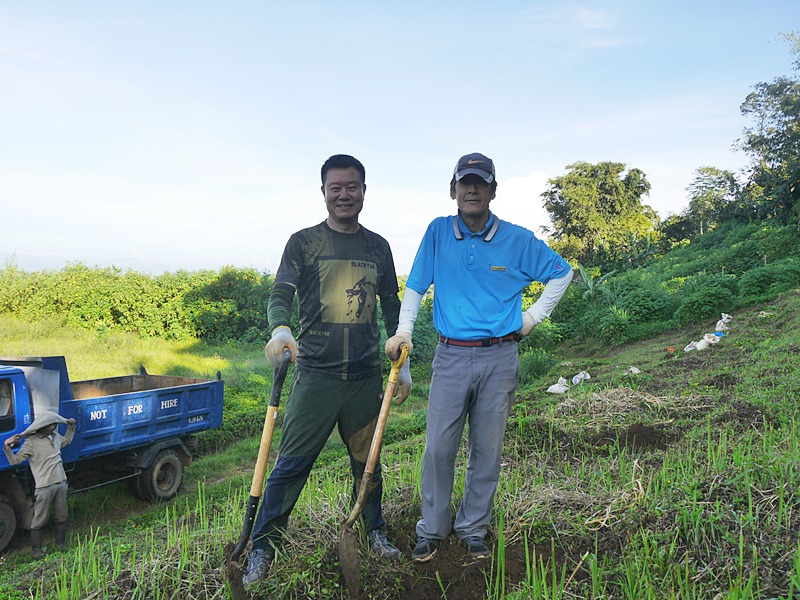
[453,152,495,183]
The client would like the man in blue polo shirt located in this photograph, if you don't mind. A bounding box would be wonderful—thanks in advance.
[386,152,573,562]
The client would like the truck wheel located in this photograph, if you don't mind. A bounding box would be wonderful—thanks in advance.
[140,449,183,502]
[127,472,145,500]
[0,495,18,553]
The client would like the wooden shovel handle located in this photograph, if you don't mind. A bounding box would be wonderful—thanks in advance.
[343,344,409,528]
[231,348,292,563]
[250,348,292,495]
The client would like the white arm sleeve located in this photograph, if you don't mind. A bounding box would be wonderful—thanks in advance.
[397,288,424,335]
[526,269,574,324]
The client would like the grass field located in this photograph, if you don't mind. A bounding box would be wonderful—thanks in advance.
[1,290,799,599]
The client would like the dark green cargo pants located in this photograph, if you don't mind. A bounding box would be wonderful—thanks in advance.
[251,369,385,550]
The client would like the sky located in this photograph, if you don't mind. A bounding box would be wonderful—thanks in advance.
[1,1,796,277]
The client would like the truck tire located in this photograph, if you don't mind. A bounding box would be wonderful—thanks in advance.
[0,495,18,553]
[127,471,146,500]
[139,449,183,502]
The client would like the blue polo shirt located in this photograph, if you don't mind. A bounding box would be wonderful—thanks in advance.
[406,211,571,340]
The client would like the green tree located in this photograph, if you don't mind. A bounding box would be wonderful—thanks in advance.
[542,161,658,267]
[659,213,694,250]
[737,33,800,224]
[685,166,740,235]
[184,266,273,342]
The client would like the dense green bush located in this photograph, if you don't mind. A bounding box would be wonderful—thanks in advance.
[409,297,438,367]
[614,281,679,324]
[722,223,800,274]
[518,318,563,353]
[738,258,800,301]
[185,266,273,343]
[0,263,274,343]
[518,347,560,386]
[597,305,633,345]
[542,284,583,339]
[559,274,677,344]
[673,273,738,325]
[549,221,800,343]
[3,220,798,350]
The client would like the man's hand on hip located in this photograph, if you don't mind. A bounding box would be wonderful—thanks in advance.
[265,326,298,368]
[519,312,536,337]
[519,305,547,337]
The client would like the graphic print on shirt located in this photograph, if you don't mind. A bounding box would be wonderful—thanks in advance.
[346,276,371,319]
[318,259,378,324]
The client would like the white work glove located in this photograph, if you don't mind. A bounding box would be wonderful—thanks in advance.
[264,326,298,369]
[519,306,546,337]
[385,331,413,360]
[394,359,412,405]
[520,270,574,337]
[520,312,535,337]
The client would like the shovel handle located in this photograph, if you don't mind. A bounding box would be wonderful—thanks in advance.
[231,348,292,563]
[250,348,292,494]
[343,345,408,528]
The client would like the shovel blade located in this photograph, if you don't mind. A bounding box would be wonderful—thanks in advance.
[339,523,361,597]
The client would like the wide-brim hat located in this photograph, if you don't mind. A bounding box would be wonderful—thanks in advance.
[20,411,67,437]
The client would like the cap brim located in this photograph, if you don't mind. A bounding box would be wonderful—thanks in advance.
[455,168,494,183]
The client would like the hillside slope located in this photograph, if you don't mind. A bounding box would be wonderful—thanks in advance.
[1,291,799,599]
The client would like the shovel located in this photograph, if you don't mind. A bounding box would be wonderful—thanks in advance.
[230,347,293,563]
[340,344,409,598]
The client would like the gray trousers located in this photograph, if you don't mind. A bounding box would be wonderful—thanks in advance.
[31,480,68,529]
[416,340,518,541]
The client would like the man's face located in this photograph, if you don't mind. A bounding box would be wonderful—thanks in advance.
[322,167,365,229]
[451,174,495,219]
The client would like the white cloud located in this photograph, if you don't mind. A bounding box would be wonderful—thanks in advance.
[576,8,614,30]
[495,171,552,238]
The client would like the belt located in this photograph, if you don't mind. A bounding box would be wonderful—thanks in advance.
[438,333,520,347]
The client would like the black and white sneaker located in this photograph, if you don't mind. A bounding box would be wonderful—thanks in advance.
[368,528,401,561]
[242,546,276,586]
[411,537,439,562]
[461,536,491,559]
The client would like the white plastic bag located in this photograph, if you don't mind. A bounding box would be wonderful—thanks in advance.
[571,371,591,385]
[547,377,570,394]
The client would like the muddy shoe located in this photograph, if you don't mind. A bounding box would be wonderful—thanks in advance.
[242,547,275,586]
[461,536,491,559]
[411,537,439,562]
[31,547,46,560]
[368,528,401,561]
[55,523,68,551]
[30,528,45,560]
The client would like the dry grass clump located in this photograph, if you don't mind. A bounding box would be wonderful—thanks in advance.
[554,387,715,426]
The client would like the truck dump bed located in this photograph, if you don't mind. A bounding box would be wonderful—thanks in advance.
[62,371,223,463]
[0,357,223,466]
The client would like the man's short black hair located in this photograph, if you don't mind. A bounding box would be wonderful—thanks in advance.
[321,154,366,186]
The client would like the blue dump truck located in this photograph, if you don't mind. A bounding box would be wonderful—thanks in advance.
[0,356,224,553]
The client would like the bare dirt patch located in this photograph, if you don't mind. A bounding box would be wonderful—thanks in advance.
[396,539,559,600]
